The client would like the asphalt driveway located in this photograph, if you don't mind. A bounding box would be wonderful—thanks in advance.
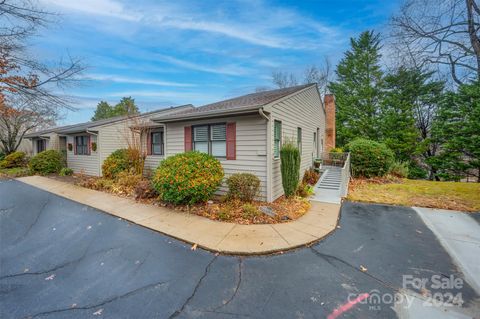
[1,179,479,318]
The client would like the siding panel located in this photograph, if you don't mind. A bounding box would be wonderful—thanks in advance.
[269,86,326,200]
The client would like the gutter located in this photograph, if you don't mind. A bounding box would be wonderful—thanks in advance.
[151,105,261,123]
[258,107,269,121]
[86,129,98,136]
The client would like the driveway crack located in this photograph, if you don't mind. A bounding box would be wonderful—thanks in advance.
[168,255,218,319]
[214,257,243,310]
[14,195,50,244]
[28,280,169,318]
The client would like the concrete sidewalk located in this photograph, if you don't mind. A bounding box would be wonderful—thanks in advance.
[16,176,340,255]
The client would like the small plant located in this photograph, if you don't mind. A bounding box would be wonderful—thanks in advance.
[242,203,261,219]
[0,151,26,168]
[280,139,301,197]
[59,167,73,176]
[226,173,260,202]
[0,152,5,161]
[344,138,394,178]
[389,161,409,178]
[302,168,320,185]
[112,171,143,194]
[330,147,343,153]
[296,182,314,198]
[29,150,63,175]
[152,151,224,205]
[91,142,97,152]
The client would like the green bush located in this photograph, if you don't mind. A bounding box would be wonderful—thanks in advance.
[280,140,301,197]
[152,151,224,205]
[0,152,5,161]
[389,161,409,178]
[345,138,394,178]
[296,182,314,198]
[59,167,74,176]
[0,151,26,168]
[226,173,260,202]
[102,148,143,179]
[408,162,428,180]
[29,150,63,174]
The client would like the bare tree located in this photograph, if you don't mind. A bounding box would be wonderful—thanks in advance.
[0,0,83,154]
[391,0,480,85]
[271,57,333,97]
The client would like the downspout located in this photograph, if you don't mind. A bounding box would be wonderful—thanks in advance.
[259,108,273,202]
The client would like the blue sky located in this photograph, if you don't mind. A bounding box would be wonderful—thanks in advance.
[34,0,401,124]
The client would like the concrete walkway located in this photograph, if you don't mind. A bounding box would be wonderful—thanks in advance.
[16,176,340,255]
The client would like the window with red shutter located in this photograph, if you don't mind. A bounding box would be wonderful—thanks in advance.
[226,122,236,160]
[184,126,192,151]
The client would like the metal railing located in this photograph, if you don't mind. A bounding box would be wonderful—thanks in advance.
[315,152,349,167]
[340,152,351,197]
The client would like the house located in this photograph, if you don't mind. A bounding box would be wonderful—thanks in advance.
[24,104,194,175]
[139,83,335,202]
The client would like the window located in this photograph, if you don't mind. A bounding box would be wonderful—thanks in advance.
[193,124,226,157]
[75,136,89,155]
[297,127,302,154]
[37,139,46,153]
[274,120,282,158]
[151,132,164,155]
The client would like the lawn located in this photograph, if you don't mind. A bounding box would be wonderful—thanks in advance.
[348,178,480,212]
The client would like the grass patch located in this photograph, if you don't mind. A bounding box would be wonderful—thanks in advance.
[0,167,30,178]
[348,178,480,212]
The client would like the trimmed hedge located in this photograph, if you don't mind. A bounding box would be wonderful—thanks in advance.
[226,173,260,202]
[280,140,301,197]
[152,151,224,205]
[29,150,63,174]
[345,138,394,178]
[0,151,26,168]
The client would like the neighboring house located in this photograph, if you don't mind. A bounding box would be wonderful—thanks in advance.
[141,83,335,202]
[24,105,194,175]
[24,84,335,202]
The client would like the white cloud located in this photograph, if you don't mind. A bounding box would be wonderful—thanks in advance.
[155,54,252,76]
[41,0,141,21]
[84,74,196,87]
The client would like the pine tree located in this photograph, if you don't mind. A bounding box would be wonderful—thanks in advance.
[113,97,139,116]
[329,31,384,146]
[91,101,113,121]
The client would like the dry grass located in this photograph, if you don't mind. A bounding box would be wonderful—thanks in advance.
[348,177,480,212]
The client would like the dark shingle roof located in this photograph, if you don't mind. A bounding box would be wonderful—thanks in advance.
[152,84,315,121]
[25,104,194,137]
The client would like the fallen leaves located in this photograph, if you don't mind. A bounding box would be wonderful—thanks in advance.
[359,265,368,272]
[93,309,103,316]
[191,243,198,251]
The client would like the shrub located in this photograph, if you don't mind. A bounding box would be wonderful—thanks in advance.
[389,161,409,178]
[102,148,143,179]
[408,163,428,180]
[112,171,143,194]
[345,139,394,178]
[0,152,5,161]
[302,168,319,185]
[330,147,343,153]
[59,167,74,176]
[280,140,301,197]
[0,151,26,168]
[29,150,63,174]
[152,151,224,205]
[242,203,261,219]
[226,173,260,202]
[296,182,314,198]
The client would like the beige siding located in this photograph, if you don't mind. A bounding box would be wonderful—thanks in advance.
[270,86,325,200]
[31,133,59,155]
[165,115,268,200]
[66,134,100,176]
[141,128,165,174]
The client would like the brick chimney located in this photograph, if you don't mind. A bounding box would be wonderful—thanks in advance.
[324,94,336,152]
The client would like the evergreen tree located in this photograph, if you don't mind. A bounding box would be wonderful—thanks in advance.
[91,101,113,121]
[329,31,384,146]
[380,67,444,166]
[431,81,480,182]
[113,97,139,116]
[91,97,139,121]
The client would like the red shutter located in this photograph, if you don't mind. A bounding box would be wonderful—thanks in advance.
[184,126,192,151]
[226,122,236,160]
[73,137,77,155]
[87,136,91,155]
[146,132,152,155]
